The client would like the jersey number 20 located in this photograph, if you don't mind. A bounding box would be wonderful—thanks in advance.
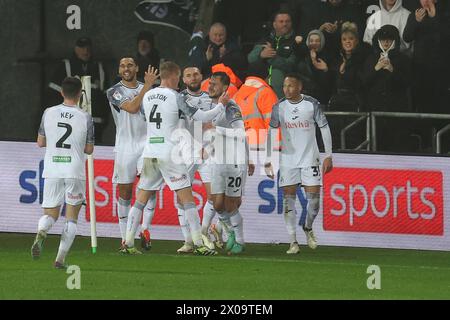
[56,122,72,149]
[149,104,162,129]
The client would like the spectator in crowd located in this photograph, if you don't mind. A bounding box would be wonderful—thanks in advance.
[329,22,370,112]
[317,0,365,64]
[213,0,284,55]
[297,29,333,104]
[188,22,247,80]
[363,24,411,111]
[403,0,446,113]
[248,11,299,98]
[46,37,109,143]
[135,30,161,83]
[233,62,279,150]
[364,0,411,52]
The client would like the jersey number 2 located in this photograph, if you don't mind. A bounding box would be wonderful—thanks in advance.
[56,122,72,149]
[149,104,162,129]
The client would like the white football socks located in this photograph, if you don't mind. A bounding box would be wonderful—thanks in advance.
[183,202,203,247]
[177,205,193,244]
[38,215,56,234]
[229,210,244,245]
[56,220,77,264]
[283,195,298,244]
[141,194,156,232]
[305,192,320,230]
[118,198,131,242]
[125,201,145,247]
[201,200,216,235]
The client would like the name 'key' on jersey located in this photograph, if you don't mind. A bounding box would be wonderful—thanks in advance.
[38,104,95,179]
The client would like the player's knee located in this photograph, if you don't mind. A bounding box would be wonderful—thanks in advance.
[224,199,239,213]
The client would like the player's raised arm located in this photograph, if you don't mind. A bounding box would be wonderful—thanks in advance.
[178,92,225,122]
[121,66,159,114]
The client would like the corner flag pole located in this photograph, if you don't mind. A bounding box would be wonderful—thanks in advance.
[80,76,97,254]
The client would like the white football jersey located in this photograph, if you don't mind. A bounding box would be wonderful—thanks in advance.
[210,100,247,165]
[269,95,328,168]
[38,104,94,179]
[180,89,213,136]
[142,87,199,160]
[106,81,146,154]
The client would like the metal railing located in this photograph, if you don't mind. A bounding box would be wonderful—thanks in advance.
[370,112,450,153]
[324,112,370,151]
[324,111,450,154]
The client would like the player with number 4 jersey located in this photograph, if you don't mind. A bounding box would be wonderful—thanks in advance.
[122,61,226,256]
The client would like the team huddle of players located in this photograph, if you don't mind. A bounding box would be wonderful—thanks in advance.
[31,57,333,268]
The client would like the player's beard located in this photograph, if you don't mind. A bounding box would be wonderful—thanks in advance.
[187,83,201,93]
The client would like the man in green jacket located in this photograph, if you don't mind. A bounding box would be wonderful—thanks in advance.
[248,11,299,98]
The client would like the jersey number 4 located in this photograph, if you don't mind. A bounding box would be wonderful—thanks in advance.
[149,104,162,129]
[56,122,72,149]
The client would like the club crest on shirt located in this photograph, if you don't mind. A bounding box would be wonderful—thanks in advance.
[113,91,123,101]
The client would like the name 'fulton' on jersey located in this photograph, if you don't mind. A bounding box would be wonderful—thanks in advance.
[269,95,328,168]
[142,87,200,160]
[38,104,95,179]
[106,81,146,154]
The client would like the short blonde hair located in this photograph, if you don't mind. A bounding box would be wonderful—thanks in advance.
[341,21,359,38]
[160,61,181,79]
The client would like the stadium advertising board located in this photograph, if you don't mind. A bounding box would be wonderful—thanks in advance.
[1,141,449,251]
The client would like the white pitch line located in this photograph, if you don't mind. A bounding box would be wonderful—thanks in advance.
[111,252,450,271]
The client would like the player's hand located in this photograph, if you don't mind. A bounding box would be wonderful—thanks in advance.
[144,66,159,87]
[248,161,255,176]
[426,2,436,17]
[218,92,230,106]
[265,162,274,179]
[322,157,333,174]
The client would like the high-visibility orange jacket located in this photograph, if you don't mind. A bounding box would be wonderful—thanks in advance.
[233,76,279,149]
[201,63,242,96]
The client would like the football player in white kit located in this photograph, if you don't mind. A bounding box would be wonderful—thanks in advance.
[31,77,95,268]
[208,72,255,255]
[122,61,227,255]
[265,74,333,254]
[106,57,159,251]
[175,66,218,253]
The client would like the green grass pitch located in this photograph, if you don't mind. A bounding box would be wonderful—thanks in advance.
[1,233,449,299]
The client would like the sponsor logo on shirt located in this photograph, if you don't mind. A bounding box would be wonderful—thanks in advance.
[52,156,72,163]
[284,120,310,129]
[113,91,122,101]
[149,137,164,144]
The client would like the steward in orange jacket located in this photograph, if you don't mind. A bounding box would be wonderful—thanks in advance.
[201,63,241,96]
[233,76,279,150]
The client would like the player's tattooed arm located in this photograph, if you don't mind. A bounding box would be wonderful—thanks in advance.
[121,66,159,114]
